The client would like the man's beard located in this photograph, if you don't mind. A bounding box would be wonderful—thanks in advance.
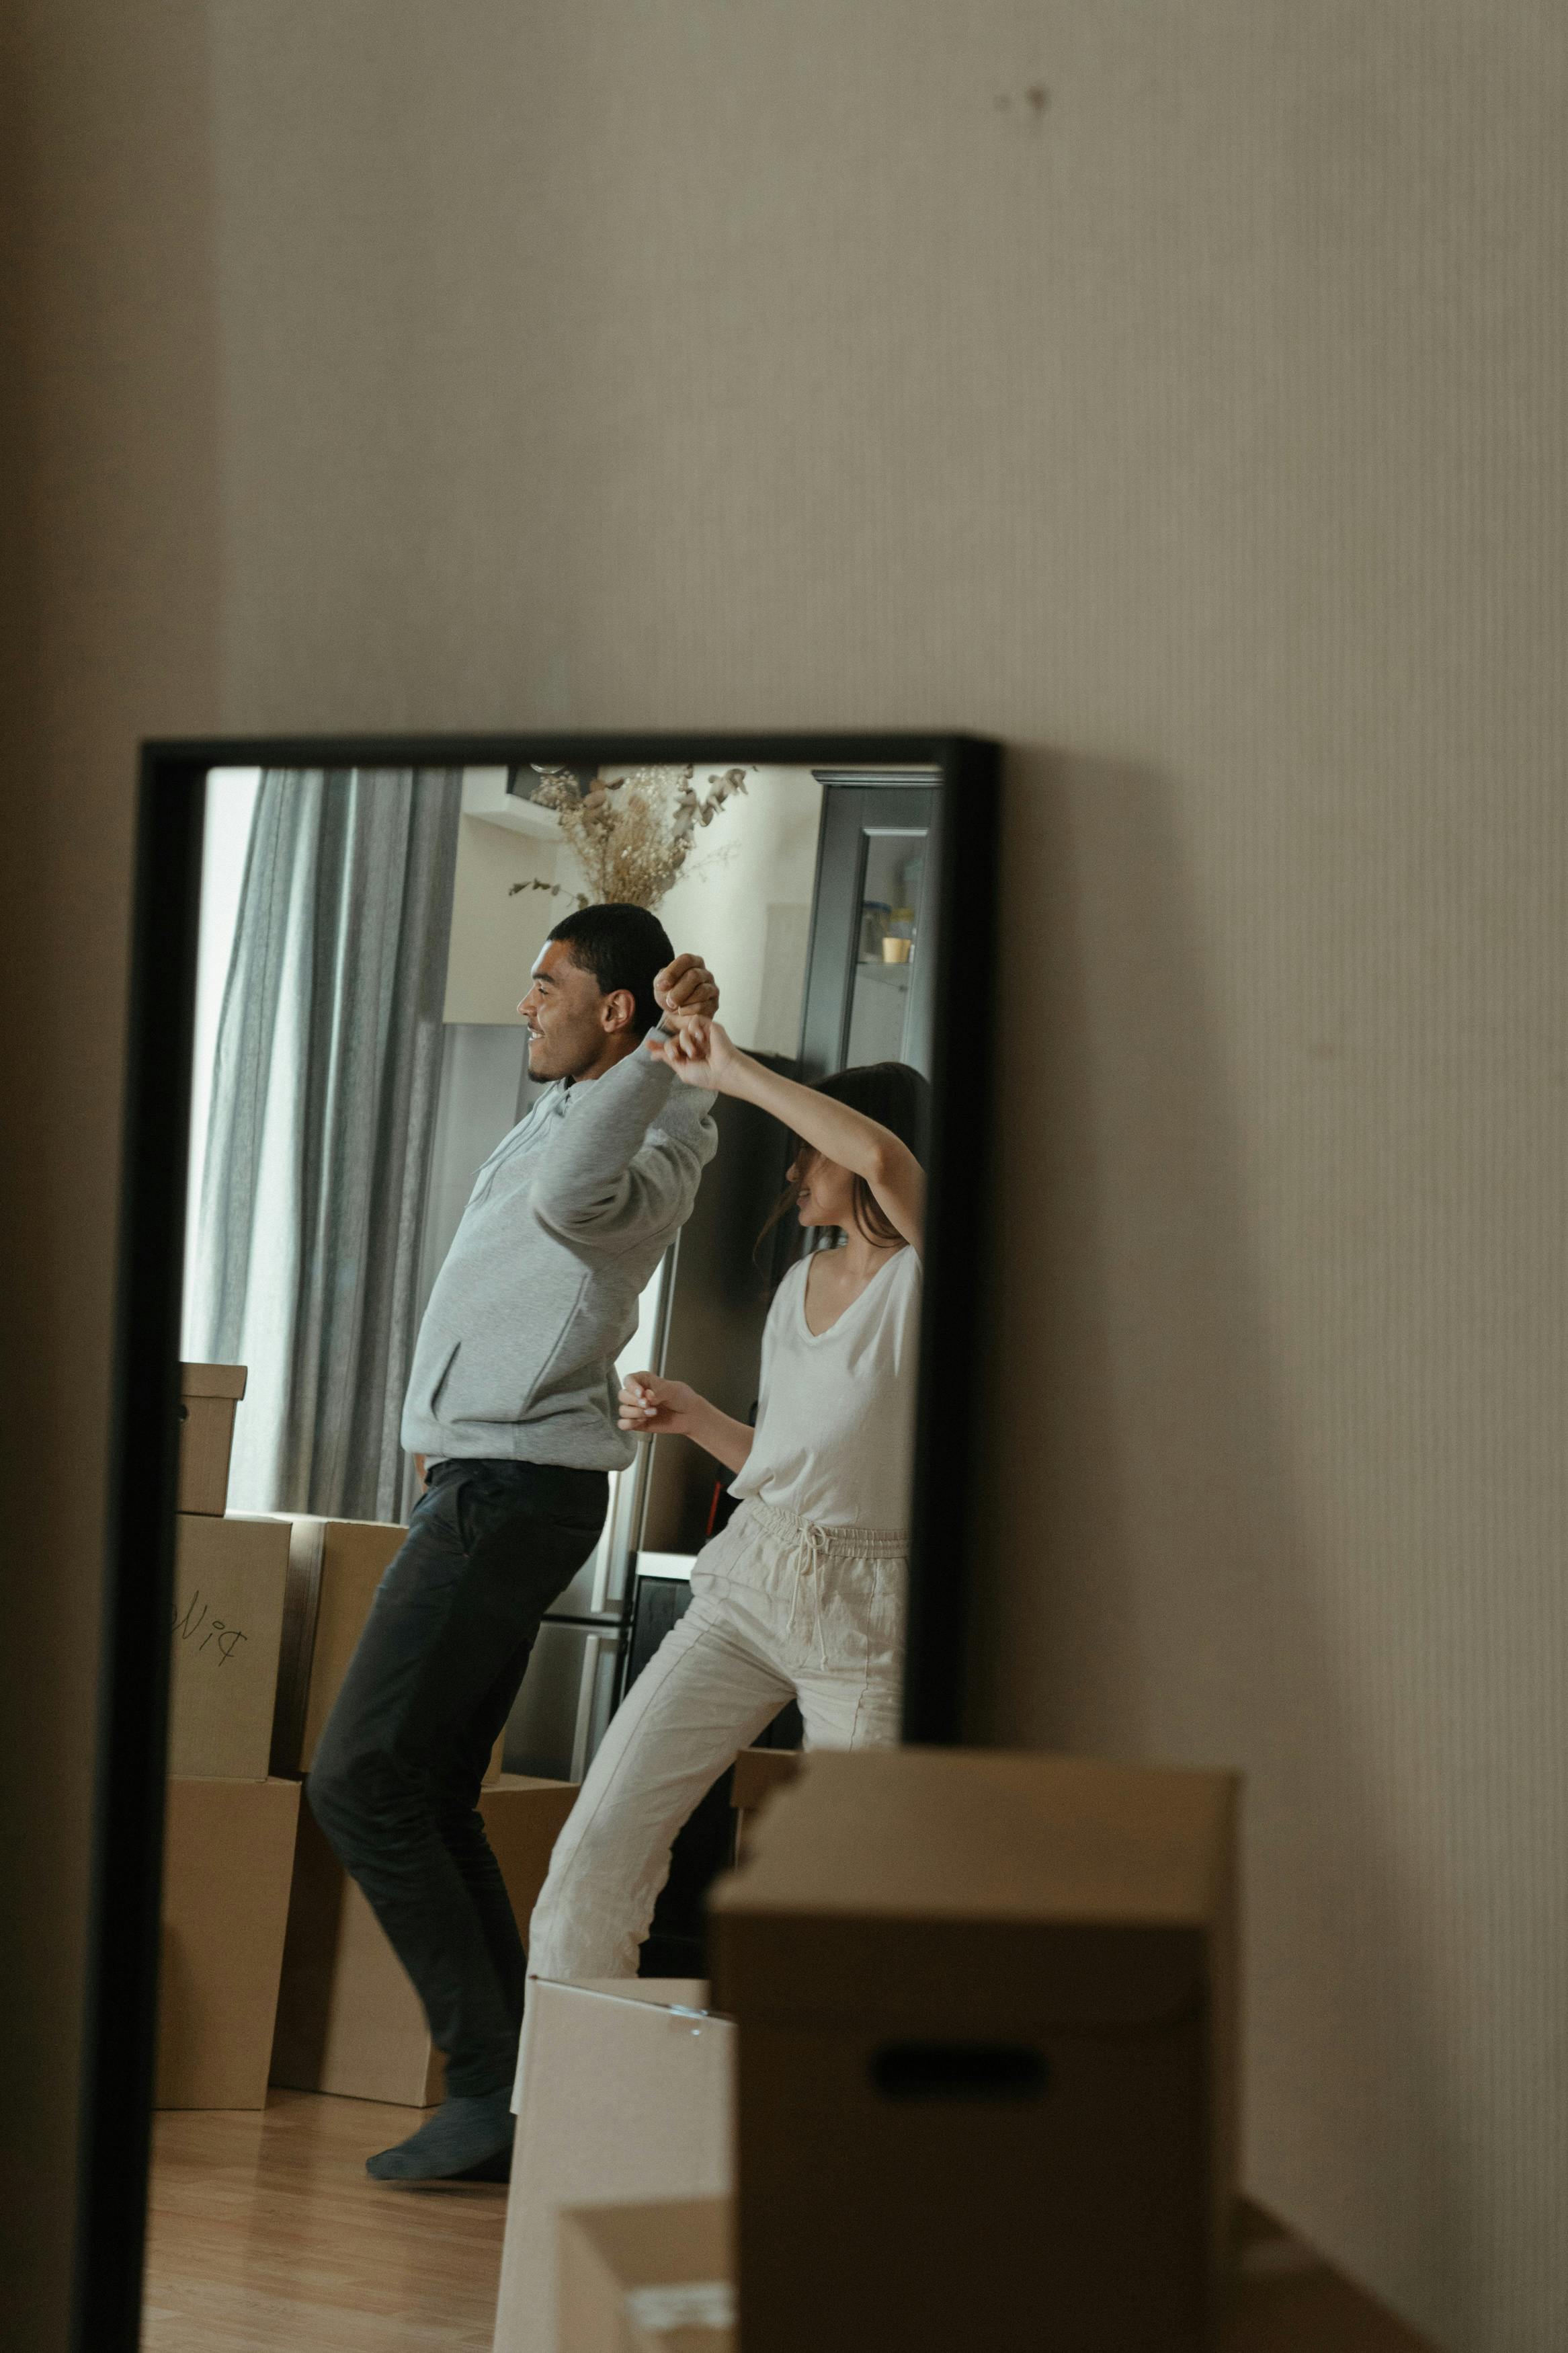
[529,1031,587,1083]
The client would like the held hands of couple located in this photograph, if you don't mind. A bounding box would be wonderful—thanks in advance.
[646,1010,739,1091]
[617,1371,695,1436]
[648,953,737,1089]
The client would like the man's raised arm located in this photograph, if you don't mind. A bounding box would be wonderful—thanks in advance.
[530,953,719,1245]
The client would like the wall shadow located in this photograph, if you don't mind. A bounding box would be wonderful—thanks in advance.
[966,744,1473,2341]
[0,7,227,2348]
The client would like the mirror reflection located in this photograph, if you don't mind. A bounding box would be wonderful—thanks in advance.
[166,754,938,2222]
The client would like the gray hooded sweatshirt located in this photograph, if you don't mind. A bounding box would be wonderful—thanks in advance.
[401,1039,716,1471]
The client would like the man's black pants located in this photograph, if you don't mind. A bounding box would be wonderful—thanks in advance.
[307,1456,608,2098]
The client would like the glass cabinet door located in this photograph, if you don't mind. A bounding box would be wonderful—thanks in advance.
[798,784,938,1082]
[845,823,930,1069]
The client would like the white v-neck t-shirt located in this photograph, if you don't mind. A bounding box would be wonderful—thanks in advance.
[729,1244,921,1536]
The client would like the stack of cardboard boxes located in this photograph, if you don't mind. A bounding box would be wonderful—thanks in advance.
[490,1750,815,2353]
[159,1365,580,2116]
[532,1749,1434,2353]
[159,1365,300,2108]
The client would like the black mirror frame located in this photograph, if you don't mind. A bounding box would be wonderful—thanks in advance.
[79,728,999,2350]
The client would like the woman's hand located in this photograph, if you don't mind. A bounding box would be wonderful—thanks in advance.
[647,1012,744,1093]
[618,1371,697,1436]
[620,1370,757,1472]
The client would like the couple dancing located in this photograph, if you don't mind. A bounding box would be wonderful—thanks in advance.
[307,902,927,2184]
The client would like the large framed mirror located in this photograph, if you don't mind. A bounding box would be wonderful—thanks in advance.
[86,732,997,2350]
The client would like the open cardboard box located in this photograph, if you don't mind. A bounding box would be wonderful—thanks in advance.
[558,2198,733,2353]
[495,1981,734,2353]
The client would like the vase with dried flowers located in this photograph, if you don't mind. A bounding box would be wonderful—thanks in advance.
[507,764,749,916]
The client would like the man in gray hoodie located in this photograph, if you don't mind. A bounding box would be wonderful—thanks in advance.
[308,902,718,2184]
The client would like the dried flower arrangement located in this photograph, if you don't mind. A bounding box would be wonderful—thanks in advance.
[507,763,749,914]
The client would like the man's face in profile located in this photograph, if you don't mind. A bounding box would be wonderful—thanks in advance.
[518,941,631,1082]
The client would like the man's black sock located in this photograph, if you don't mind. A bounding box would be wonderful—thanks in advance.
[365,2088,514,2184]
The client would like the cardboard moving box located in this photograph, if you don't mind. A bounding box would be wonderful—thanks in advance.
[496,1981,735,2353]
[727,1747,802,1862]
[168,1513,291,1779]
[156,1775,301,2108]
[559,2199,733,2353]
[177,1362,246,1515]
[270,1773,578,2107]
[270,1514,408,1775]
[711,1748,1240,2353]
[267,1513,502,1783]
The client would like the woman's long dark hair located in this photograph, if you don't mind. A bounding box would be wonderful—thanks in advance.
[759,1060,931,1261]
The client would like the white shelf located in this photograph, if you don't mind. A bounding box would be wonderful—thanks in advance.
[634,1552,698,1584]
[461,767,562,840]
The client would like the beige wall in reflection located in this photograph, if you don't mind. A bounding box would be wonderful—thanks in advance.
[7,5,1568,2346]
[657,767,821,1058]
[444,808,559,1024]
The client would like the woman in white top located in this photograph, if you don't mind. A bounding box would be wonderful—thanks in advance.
[525,1012,927,1984]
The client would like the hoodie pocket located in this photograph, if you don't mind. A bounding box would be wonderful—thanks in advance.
[427,1341,462,1421]
[508,1266,591,1414]
[433,1265,593,1428]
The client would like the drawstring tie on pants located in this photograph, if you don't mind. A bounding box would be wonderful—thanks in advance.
[788,1520,831,1667]
[733,1494,908,1675]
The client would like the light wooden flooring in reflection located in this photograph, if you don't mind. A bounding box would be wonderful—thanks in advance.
[142,2091,508,2353]
[145,2091,1433,2353]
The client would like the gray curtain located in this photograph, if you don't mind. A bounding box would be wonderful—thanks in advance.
[190,768,462,1520]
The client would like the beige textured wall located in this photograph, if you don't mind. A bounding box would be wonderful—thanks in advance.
[7,5,1566,2347]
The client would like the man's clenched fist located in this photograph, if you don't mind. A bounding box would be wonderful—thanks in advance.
[653,953,719,1022]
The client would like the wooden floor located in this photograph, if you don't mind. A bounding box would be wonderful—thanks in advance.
[142,2091,509,2353]
[144,2093,1432,2353]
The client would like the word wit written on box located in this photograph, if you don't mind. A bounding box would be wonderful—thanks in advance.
[167,1515,290,1780]
[173,1584,250,1667]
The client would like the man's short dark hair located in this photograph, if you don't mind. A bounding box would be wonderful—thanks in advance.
[547,903,674,1037]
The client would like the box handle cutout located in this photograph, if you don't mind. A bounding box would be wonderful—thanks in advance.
[870,2044,1050,2103]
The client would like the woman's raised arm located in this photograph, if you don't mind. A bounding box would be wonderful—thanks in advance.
[648,1016,923,1252]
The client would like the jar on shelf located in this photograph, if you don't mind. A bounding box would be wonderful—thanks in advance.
[881,907,916,965]
[859,902,892,960]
